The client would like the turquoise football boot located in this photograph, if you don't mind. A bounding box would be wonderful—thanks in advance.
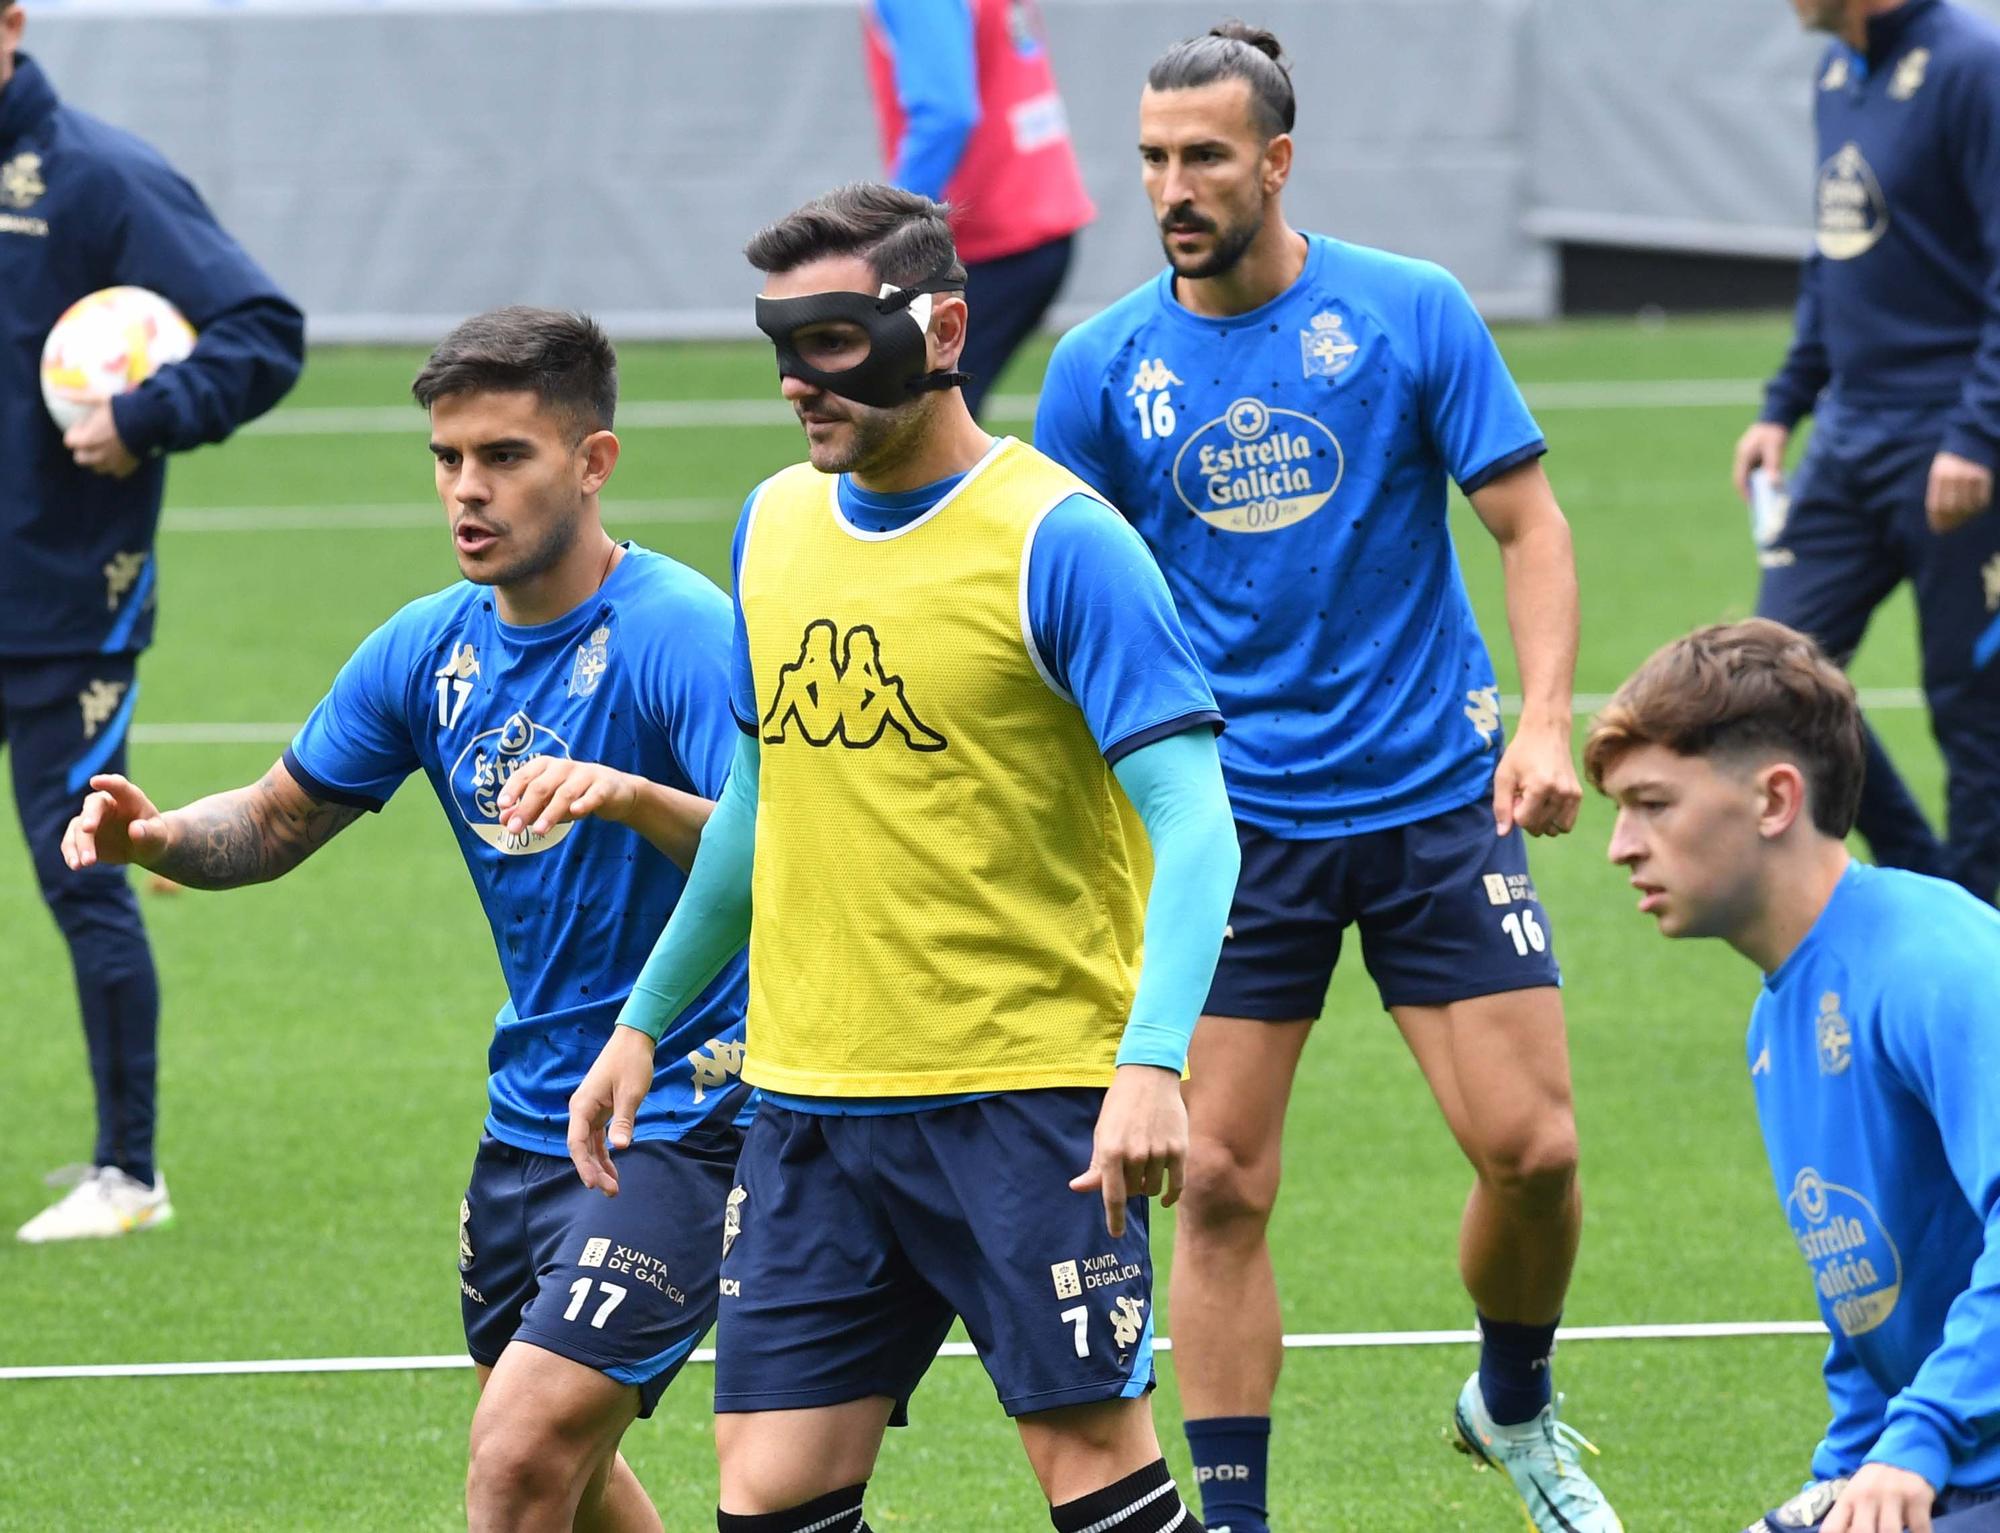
[1452,1372,1624,1533]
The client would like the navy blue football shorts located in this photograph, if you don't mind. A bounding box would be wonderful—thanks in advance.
[713,1089,1156,1421]
[1206,795,1562,1021]
[458,1129,739,1417]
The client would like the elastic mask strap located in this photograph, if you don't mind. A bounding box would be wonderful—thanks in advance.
[879,278,972,397]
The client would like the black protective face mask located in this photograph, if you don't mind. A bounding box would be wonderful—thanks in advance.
[754,268,971,409]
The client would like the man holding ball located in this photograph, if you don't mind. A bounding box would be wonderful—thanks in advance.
[1,0,304,1242]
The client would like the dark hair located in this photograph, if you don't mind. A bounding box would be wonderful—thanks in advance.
[410,307,617,440]
[1584,618,1865,838]
[744,181,967,289]
[1146,21,1296,138]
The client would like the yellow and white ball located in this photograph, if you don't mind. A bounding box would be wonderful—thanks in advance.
[40,286,196,433]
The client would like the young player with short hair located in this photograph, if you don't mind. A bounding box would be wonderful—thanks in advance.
[1032,24,1614,1532]
[1591,619,2000,1533]
[63,308,749,1533]
[568,181,1240,1533]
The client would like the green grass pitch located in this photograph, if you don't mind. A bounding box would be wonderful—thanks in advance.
[0,317,1942,1529]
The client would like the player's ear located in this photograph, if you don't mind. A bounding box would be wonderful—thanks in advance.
[929,293,970,372]
[1262,131,1293,198]
[578,429,619,496]
[1754,760,1810,841]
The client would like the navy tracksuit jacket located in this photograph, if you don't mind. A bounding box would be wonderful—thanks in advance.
[1758,0,2000,902]
[0,53,303,1183]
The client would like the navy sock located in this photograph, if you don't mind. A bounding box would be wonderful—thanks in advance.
[1478,1312,1559,1426]
[1184,1417,1270,1533]
[1051,1460,1203,1532]
[718,1484,868,1533]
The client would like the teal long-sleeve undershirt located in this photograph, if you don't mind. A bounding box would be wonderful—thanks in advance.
[614,726,1240,1075]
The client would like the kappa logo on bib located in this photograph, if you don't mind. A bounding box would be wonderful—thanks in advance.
[1172,397,1343,533]
[449,710,575,854]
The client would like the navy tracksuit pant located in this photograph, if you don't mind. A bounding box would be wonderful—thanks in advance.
[1757,396,2000,903]
[1,654,160,1186]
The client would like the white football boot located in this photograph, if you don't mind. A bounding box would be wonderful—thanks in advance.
[17,1167,173,1243]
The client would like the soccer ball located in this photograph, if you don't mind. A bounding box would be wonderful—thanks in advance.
[40,286,196,433]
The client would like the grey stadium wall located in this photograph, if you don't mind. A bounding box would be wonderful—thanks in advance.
[21,0,2000,340]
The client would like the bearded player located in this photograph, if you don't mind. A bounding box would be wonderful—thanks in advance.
[1035,25,1615,1533]
[570,182,1240,1533]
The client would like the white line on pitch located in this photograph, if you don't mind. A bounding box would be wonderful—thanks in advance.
[163,499,731,533]
[0,1319,1828,1382]
[128,689,1929,749]
[237,380,1763,439]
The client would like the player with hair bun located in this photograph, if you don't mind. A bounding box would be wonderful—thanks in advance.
[1036,22,1619,1532]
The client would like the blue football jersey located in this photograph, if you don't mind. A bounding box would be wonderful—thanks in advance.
[1036,234,1546,837]
[1747,861,2000,1494]
[285,545,751,1156]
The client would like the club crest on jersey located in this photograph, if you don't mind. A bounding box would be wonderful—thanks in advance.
[0,151,45,210]
[449,710,575,854]
[1301,311,1358,378]
[1171,396,1344,533]
[1817,991,1852,1075]
[1816,142,1889,261]
[568,625,610,698]
[761,619,946,750]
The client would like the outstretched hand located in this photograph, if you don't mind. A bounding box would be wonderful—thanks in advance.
[62,774,168,871]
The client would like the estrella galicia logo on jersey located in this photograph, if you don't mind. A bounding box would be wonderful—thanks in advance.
[1817,991,1852,1075]
[0,151,45,210]
[761,619,946,751]
[1787,1166,1902,1336]
[1300,311,1358,378]
[1816,143,1889,261]
[1171,397,1344,533]
[568,625,610,699]
[449,710,575,854]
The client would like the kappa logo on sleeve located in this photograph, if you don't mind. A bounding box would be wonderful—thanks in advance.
[761,619,946,751]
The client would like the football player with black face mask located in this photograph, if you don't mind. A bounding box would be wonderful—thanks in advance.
[569,181,1241,1533]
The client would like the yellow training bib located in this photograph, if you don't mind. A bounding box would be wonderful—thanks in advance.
[738,437,1150,1096]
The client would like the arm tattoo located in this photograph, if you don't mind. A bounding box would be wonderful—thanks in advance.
[151,768,364,889]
